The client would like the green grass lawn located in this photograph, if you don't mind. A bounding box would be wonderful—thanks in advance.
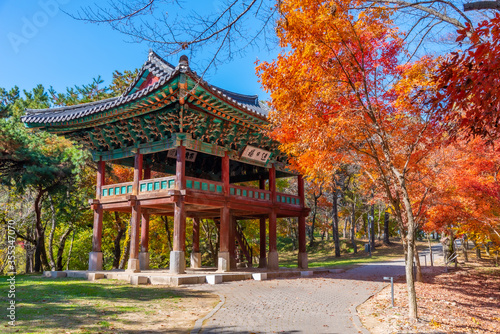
[278,238,407,268]
[0,275,218,334]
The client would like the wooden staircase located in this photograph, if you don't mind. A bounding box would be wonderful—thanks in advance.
[215,220,253,267]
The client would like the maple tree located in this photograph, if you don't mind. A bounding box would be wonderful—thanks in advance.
[258,0,443,318]
[435,13,500,141]
[423,138,500,259]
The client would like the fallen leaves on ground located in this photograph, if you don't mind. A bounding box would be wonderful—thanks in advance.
[358,263,500,333]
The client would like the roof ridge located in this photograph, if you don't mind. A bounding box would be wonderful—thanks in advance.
[25,96,120,114]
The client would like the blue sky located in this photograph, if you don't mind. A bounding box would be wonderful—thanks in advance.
[0,0,277,100]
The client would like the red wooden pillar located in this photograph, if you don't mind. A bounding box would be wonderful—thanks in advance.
[89,159,105,271]
[297,175,308,268]
[171,145,186,274]
[140,165,151,270]
[190,218,202,268]
[222,152,230,195]
[259,178,267,268]
[298,215,308,268]
[298,175,305,207]
[128,151,143,272]
[268,165,279,269]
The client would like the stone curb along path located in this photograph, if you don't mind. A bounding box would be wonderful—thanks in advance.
[191,292,226,334]
[187,259,408,334]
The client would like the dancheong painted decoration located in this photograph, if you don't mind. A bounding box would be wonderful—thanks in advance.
[22,51,309,274]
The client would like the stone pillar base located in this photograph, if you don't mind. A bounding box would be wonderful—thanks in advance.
[126,258,141,273]
[218,251,232,272]
[298,252,308,269]
[268,251,279,270]
[170,251,186,274]
[190,252,201,269]
[88,252,103,271]
[139,252,150,270]
[258,257,267,268]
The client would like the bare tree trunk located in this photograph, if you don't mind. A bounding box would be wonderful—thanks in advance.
[370,203,375,250]
[427,236,434,267]
[473,240,482,259]
[484,243,491,257]
[462,235,469,262]
[377,204,382,240]
[332,187,340,257]
[163,216,173,251]
[383,210,391,245]
[56,228,72,271]
[66,229,75,270]
[343,218,348,239]
[398,179,418,319]
[48,196,57,271]
[112,212,126,269]
[351,198,357,254]
[34,188,49,273]
[413,243,423,282]
[119,222,131,270]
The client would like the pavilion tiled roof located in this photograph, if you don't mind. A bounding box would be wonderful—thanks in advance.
[22,51,269,125]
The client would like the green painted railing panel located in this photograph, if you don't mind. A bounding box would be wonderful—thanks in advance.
[187,180,193,189]
[127,185,132,193]
[103,189,108,197]
[216,185,223,193]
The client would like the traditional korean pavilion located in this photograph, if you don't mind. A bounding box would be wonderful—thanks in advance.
[22,51,309,274]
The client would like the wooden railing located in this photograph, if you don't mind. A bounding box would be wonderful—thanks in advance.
[229,184,271,201]
[102,182,133,197]
[186,177,224,194]
[139,176,176,193]
[101,176,301,207]
[276,192,301,206]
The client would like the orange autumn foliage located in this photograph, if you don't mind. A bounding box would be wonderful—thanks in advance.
[423,139,500,250]
[257,0,444,318]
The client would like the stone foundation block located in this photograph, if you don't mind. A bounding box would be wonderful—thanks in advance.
[252,273,268,281]
[190,252,201,269]
[139,252,150,270]
[126,258,141,273]
[88,273,105,281]
[206,275,223,285]
[150,276,172,285]
[300,271,314,277]
[298,252,308,269]
[130,276,148,285]
[170,251,186,274]
[217,251,231,272]
[43,271,67,278]
[268,251,279,270]
[88,251,103,271]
